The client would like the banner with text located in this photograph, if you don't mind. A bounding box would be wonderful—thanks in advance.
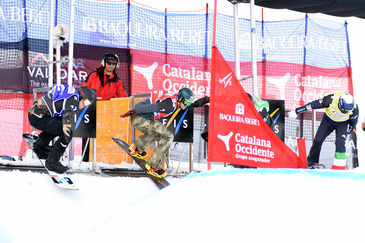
[208,47,306,168]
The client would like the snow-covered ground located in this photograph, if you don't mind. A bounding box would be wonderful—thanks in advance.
[1,154,365,243]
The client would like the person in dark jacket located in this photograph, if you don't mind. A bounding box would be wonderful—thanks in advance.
[121,88,195,178]
[288,92,359,169]
[28,85,95,173]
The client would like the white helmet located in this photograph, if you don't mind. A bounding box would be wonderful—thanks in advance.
[338,93,354,113]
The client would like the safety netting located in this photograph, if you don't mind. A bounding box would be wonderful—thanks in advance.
[0,0,354,167]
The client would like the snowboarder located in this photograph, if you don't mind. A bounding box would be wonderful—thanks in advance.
[288,92,359,169]
[28,84,95,173]
[120,88,195,178]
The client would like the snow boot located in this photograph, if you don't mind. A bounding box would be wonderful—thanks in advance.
[145,164,166,178]
[45,157,68,174]
[128,143,147,159]
[33,138,51,159]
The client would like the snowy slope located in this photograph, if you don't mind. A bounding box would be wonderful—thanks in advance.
[1,165,365,243]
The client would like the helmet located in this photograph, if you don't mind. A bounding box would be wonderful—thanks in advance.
[246,92,255,104]
[177,87,195,107]
[101,53,119,68]
[338,93,354,113]
[76,86,96,104]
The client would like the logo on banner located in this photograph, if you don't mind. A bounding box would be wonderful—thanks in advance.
[235,103,245,115]
[218,132,233,151]
[133,62,159,90]
[219,73,233,88]
[267,72,290,100]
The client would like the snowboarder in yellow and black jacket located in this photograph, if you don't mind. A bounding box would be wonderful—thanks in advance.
[288,92,359,170]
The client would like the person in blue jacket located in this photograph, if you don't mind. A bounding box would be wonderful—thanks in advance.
[28,85,95,173]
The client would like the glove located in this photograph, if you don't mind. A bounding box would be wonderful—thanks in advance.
[193,97,210,107]
[288,110,297,120]
[120,110,133,118]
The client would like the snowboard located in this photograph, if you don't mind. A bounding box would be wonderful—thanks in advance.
[22,134,78,190]
[112,137,170,189]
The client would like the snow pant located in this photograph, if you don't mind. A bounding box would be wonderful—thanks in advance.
[307,114,348,167]
[132,116,174,169]
[28,113,71,162]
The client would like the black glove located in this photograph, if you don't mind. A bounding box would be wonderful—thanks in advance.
[193,97,210,107]
[120,110,133,118]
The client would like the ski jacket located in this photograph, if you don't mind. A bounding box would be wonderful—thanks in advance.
[28,84,80,139]
[83,66,127,101]
[296,92,359,129]
[133,90,177,120]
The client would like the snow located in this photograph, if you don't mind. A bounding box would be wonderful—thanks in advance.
[1,156,365,243]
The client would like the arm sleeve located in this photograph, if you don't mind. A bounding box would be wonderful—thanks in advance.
[83,72,95,87]
[116,79,128,98]
[349,104,359,128]
[193,96,210,107]
[295,94,333,114]
[156,98,174,113]
[133,99,159,114]
[62,97,78,140]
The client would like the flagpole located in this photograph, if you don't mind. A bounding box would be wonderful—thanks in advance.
[250,0,258,97]
[212,0,217,48]
[208,0,218,170]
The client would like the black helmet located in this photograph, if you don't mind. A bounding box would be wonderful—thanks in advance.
[101,53,119,68]
[177,87,195,107]
[338,93,354,113]
[246,92,255,104]
[76,86,96,104]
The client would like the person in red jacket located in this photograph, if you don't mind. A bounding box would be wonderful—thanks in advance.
[82,53,127,101]
[81,53,128,161]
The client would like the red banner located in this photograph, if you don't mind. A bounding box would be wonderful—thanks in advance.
[130,49,351,111]
[130,49,210,100]
[208,48,306,169]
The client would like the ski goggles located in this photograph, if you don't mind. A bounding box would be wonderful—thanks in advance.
[82,98,92,107]
[182,98,193,106]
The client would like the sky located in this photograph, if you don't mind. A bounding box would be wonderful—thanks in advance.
[1,156,365,243]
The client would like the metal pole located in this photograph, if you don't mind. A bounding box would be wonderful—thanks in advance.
[189,143,193,172]
[48,0,55,87]
[250,0,258,97]
[68,0,76,161]
[56,42,61,85]
[233,1,240,78]
[67,0,75,86]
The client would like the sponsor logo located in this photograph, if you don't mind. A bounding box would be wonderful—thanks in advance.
[267,72,290,100]
[133,61,211,97]
[219,73,232,88]
[217,132,233,151]
[235,103,244,115]
[133,62,158,90]
[27,53,88,87]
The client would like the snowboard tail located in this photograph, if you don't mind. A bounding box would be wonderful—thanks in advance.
[112,137,170,189]
[22,134,78,190]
